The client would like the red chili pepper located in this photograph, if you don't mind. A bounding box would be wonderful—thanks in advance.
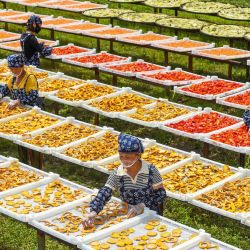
[181,80,243,95]
[166,112,238,133]
[225,90,250,106]
[143,71,203,81]
[211,125,250,147]
[52,46,88,55]
[70,53,125,64]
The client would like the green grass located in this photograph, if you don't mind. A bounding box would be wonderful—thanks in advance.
[0,0,250,249]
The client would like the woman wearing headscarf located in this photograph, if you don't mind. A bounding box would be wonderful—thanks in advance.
[20,15,52,67]
[0,54,41,108]
[82,133,167,228]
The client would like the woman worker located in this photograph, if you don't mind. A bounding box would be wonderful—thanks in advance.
[82,133,167,227]
[21,15,52,67]
[0,54,41,108]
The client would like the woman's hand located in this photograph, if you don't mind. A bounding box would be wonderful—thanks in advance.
[127,203,145,218]
[82,211,97,228]
[7,100,20,110]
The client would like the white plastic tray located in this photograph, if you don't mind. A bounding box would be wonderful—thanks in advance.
[202,121,250,155]
[62,51,130,69]
[136,68,206,86]
[189,169,250,221]
[240,212,250,227]
[47,80,121,107]
[29,196,141,246]
[55,21,110,34]
[0,97,31,121]
[80,211,205,249]
[160,154,243,201]
[42,16,81,29]
[0,175,93,222]
[58,2,107,12]
[0,157,53,196]
[48,43,96,60]
[52,128,120,168]
[159,107,242,140]
[192,45,250,60]
[82,87,157,118]
[174,76,249,100]
[0,29,21,43]
[0,9,25,21]
[119,98,201,128]
[216,89,250,110]
[0,39,59,52]
[37,73,85,97]
[116,31,176,45]
[15,116,103,154]
[84,26,141,39]
[152,37,215,52]
[0,107,64,141]
[99,59,167,77]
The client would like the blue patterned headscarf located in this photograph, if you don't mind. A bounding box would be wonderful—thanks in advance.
[27,15,42,26]
[118,133,144,153]
[243,110,250,128]
[7,54,24,68]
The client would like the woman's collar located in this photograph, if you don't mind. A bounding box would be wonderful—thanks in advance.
[116,160,149,176]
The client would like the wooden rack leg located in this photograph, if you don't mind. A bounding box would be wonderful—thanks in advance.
[228,64,233,80]
[239,153,245,167]
[175,9,178,16]
[164,51,169,65]
[229,38,234,47]
[188,55,193,72]
[24,5,28,12]
[154,8,157,13]
[51,29,55,40]
[94,113,99,126]
[112,75,117,86]
[202,142,210,158]
[38,152,44,170]
[174,29,178,36]
[53,102,60,115]
[2,1,6,8]
[18,145,29,164]
[246,65,250,80]
[159,8,162,13]
[96,17,99,24]
[94,68,100,81]
[37,230,46,250]
[96,38,101,52]
[110,40,114,53]
[111,17,114,26]
[5,22,8,31]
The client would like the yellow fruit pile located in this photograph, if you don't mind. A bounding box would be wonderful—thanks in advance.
[129,101,190,122]
[39,78,82,92]
[0,162,42,192]
[101,146,187,171]
[90,219,198,249]
[0,102,28,119]
[56,83,115,101]
[90,93,153,112]
[197,177,250,213]
[0,180,87,214]
[40,201,128,236]
[24,123,98,147]
[162,161,234,194]
[0,111,58,135]
[64,132,118,161]
[0,64,9,74]
[142,146,187,170]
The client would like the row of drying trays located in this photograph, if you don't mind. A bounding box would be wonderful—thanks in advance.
[1,8,250,62]
[0,60,249,155]
[0,156,248,250]
[0,87,249,223]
